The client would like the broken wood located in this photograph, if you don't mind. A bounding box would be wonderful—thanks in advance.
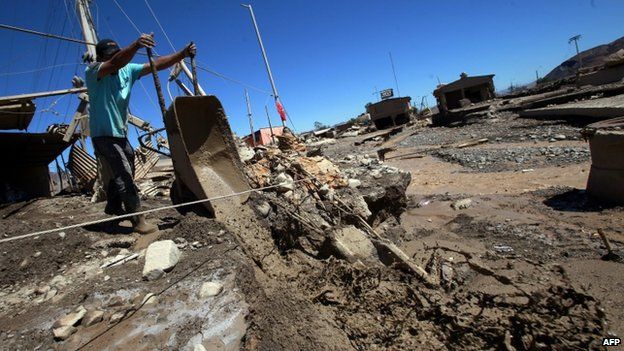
[456,138,489,148]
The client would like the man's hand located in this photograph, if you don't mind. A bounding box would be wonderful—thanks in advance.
[137,33,155,49]
[184,42,197,58]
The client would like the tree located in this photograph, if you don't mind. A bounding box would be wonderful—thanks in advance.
[314,121,329,130]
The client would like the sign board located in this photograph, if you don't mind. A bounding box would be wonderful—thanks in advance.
[380,88,394,100]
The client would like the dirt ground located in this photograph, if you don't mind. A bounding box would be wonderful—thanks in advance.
[0,112,622,350]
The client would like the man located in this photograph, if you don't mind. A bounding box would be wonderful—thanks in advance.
[85,34,196,234]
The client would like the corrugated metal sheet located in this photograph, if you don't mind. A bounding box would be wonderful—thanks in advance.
[67,139,160,190]
[134,139,160,180]
[67,144,97,187]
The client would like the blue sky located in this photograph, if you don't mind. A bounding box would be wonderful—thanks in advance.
[1,0,623,141]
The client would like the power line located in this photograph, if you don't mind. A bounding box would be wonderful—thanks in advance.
[0,23,95,46]
[143,0,176,51]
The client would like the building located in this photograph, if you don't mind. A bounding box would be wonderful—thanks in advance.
[434,73,495,114]
[365,97,412,130]
[243,126,284,146]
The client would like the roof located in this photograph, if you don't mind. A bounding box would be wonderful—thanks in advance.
[0,101,36,130]
[0,132,75,167]
[434,74,495,94]
[368,96,411,107]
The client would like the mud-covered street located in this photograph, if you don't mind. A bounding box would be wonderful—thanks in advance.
[0,111,622,350]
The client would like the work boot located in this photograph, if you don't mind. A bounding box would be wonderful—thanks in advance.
[131,214,158,234]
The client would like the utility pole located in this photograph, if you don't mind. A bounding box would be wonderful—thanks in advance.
[241,4,287,127]
[264,105,276,143]
[569,34,583,72]
[76,0,97,61]
[389,52,401,97]
[535,70,539,82]
[244,89,256,147]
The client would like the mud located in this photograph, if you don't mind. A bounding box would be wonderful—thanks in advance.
[1,111,623,350]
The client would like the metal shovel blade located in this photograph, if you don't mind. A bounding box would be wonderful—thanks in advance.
[165,95,250,217]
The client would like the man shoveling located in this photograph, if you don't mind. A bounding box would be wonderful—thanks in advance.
[85,34,196,234]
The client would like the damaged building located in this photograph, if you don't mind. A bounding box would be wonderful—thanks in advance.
[365,96,412,130]
[434,73,495,114]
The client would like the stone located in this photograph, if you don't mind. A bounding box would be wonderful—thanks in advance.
[553,134,566,140]
[33,251,42,258]
[198,282,223,299]
[44,288,57,301]
[82,310,104,327]
[109,311,125,324]
[255,201,271,217]
[141,293,158,306]
[53,306,87,328]
[194,344,207,351]
[58,232,66,239]
[52,325,76,341]
[330,226,377,263]
[273,173,294,192]
[347,179,361,188]
[35,285,51,295]
[142,240,181,281]
[451,198,472,210]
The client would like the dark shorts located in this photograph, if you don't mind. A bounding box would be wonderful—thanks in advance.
[92,136,139,210]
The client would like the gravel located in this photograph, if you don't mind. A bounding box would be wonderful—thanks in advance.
[435,145,590,172]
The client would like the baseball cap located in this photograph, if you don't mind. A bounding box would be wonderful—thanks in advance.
[95,39,120,59]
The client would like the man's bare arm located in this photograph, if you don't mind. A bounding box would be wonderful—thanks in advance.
[139,42,197,77]
[98,34,155,79]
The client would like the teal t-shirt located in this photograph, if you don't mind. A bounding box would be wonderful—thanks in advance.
[85,62,144,138]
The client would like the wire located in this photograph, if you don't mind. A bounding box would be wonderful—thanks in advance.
[110,0,142,36]
[0,178,311,244]
[143,0,176,51]
[166,79,174,101]
[194,62,273,96]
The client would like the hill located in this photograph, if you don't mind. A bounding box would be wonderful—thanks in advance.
[543,35,624,82]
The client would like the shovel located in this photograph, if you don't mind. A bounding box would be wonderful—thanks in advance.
[144,43,250,217]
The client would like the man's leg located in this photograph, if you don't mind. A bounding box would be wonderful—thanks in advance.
[92,137,156,234]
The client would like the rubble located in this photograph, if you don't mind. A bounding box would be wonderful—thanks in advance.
[451,198,472,210]
[142,240,181,280]
[53,305,87,329]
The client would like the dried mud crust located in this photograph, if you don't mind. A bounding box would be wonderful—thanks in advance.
[300,258,606,351]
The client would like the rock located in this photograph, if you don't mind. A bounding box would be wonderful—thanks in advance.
[347,179,361,188]
[237,144,255,162]
[52,325,76,341]
[53,306,87,328]
[451,198,472,210]
[142,240,181,281]
[553,134,566,140]
[198,282,223,298]
[273,173,294,192]
[255,201,271,217]
[33,251,42,258]
[109,311,125,324]
[82,310,104,327]
[141,293,158,306]
[35,285,51,295]
[194,344,207,351]
[330,226,377,263]
[58,231,66,239]
[104,275,110,281]
[44,288,58,301]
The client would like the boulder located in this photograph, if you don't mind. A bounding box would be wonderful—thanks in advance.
[142,240,181,281]
[53,306,87,328]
